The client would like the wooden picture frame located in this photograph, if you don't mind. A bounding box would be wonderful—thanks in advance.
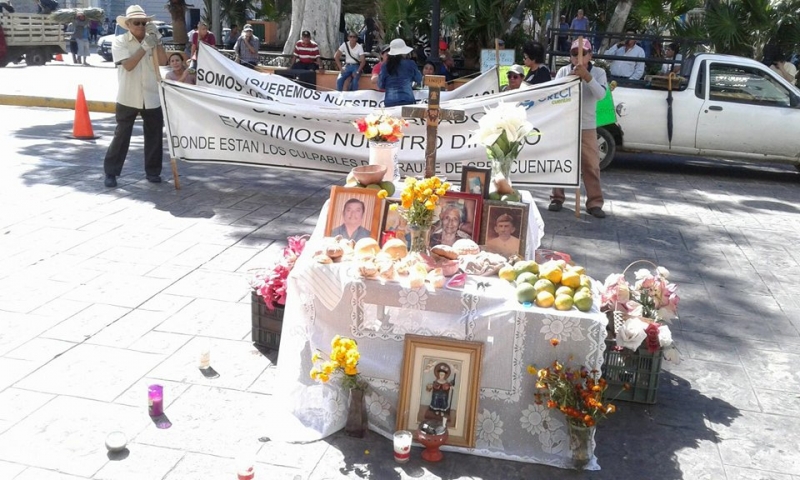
[325,186,382,242]
[379,198,410,248]
[430,191,483,246]
[460,166,490,199]
[480,200,529,258]
[397,334,483,448]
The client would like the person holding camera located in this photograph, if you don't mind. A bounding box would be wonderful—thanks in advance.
[102,5,167,188]
[604,31,645,80]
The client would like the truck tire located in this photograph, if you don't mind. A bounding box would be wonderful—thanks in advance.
[25,48,47,66]
[597,127,616,170]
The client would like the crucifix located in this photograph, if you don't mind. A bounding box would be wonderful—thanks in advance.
[401,75,465,178]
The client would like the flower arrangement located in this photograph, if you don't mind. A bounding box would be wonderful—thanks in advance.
[600,261,680,362]
[528,339,616,428]
[250,235,308,310]
[309,335,366,391]
[353,113,408,143]
[384,176,450,228]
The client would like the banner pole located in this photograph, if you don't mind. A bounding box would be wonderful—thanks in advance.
[152,45,181,191]
[575,36,584,219]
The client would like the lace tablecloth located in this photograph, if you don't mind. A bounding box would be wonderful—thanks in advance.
[267,241,608,470]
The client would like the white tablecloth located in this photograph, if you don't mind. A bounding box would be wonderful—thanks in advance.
[266,206,608,469]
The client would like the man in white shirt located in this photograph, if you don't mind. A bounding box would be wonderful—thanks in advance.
[604,31,645,80]
[484,213,521,257]
[102,5,167,188]
[334,31,366,91]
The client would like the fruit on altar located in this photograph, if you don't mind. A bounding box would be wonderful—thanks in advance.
[382,238,409,260]
[535,291,555,308]
[501,191,521,202]
[555,285,574,297]
[379,181,396,197]
[355,237,381,259]
[560,270,581,289]
[539,262,563,284]
[554,293,574,311]
[516,282,537,303]
[516,272,537,286]
[488,192,501,201]
[573,290,593,312]
[498,265,517,282]
[569,265,586,275]
[513,260,539,276]
[579,275,592,290]
[533,279,556,296]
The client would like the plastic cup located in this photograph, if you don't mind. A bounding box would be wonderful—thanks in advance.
[393,430,413,463]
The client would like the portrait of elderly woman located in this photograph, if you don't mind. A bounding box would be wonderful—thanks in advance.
[430,193,483,246]
[430,205,471,246]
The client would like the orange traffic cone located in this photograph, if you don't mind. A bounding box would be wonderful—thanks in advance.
[55,53,63,62]
[72,85,98,140]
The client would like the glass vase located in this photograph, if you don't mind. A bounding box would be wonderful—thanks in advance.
[368,141,399,182]
[567,422,595,470]
[344,388,368,438]
[489,153,516,195]
[408,224,431,255]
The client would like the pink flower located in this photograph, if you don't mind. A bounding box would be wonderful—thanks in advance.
[254,235,309,310]
[644,322,661,354]
[601,274,631,313]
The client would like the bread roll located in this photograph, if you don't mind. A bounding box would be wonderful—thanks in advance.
[431,244,458,260]
[453,239,480,256]
[354,237,380,258]
[382,238,409,260]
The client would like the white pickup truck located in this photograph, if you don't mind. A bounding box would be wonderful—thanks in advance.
[599,53,800,171]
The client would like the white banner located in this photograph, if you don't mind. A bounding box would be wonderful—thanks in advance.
[162,61,583,187]
[196,42,502,107]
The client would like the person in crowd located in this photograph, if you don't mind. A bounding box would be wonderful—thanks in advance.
[190,20,216,59]
[102,5,167,188]
[502,64,524,91]
[569,9,590,36]
[0,1,15,13]
[422,60,436,76]
[291,30,321,71]
[234,24,260,69]
[660,43,682,75]
[378,38,423,107]
[430,206,470,247]
[770,54,798,86]
[331,198,371,241]
[72,11,91,66]
[558,15,569,51]
[67,23,79,64]
[438,51,455,82]
[604,31,645,80]
[522,40,550,85]
[165,51,195,84]
[485,213,520,257]
[103,18,111,35]
[550,38,607,218]
[370,44,390,90]
[334,31,366,91]
[225,24,239,50]
[89,19,100,42]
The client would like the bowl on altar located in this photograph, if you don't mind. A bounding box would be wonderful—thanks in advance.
[351,165,387,185]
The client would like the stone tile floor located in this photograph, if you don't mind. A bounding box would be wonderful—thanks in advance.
[1,105,800,479]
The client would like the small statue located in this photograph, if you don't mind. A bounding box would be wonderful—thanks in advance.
[425,362,455,422]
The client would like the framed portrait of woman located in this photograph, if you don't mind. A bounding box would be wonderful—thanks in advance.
[430,192,483,247]
[460,166,490,199]
[325,186,382,242]
[480,200,529,258]
[397,334,483,448]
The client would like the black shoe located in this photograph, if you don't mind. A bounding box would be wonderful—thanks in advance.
[104,174,117,188]
[587,207,606,218]
[146,175,162,183]
[548,201,562,212]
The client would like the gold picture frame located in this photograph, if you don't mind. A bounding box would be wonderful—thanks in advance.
[396,334,483,448]
[325,186,383,242]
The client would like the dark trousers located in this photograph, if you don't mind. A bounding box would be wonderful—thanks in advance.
[291,62,319,71]
[103,103,164,177]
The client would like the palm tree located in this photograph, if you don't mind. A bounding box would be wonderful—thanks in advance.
[703,0,800,58]
[167,0,191,44]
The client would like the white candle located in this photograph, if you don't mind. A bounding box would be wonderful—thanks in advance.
[393,430,413,463]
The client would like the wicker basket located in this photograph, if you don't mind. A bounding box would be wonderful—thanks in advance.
[251,290,284,352]
[602,339,662,404]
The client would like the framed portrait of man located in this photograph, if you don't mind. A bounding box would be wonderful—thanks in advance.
[397,334,483,448]
[460,166,490,199]
[325,186,382,242]
[480,200,529,258]
[430,192,482,247]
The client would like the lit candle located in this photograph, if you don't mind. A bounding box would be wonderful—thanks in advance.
[148,384,164,417]
[393,430,412,463]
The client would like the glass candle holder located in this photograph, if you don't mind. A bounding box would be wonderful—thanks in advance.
[393,430,413,463]
[148,384,164,417]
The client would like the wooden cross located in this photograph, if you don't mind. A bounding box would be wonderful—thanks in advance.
[401,75,465,178]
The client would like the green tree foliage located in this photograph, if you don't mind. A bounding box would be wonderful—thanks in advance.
[702,0,800,58]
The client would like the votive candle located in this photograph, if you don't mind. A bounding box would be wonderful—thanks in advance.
[393,430,413,463]
[148,384,164,417]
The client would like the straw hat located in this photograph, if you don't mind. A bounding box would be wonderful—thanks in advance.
[116,5,154,31]
[387,38,412,55]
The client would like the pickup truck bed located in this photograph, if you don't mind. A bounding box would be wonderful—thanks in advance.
[0,13,65,66]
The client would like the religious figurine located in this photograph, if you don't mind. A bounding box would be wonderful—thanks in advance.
[426,362,456,419]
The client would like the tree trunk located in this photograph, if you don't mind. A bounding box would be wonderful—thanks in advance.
[168,0,189,44]
[283,0,340,58]
[601,0,633,52]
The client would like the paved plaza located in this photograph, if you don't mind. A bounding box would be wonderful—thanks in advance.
[1,64,800,479]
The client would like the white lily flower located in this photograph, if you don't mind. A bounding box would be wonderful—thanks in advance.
[657,266,670,279]
[615,317,648,351]
[657,325,673,347]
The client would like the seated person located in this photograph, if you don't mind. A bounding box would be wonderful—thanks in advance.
[331,198,372,242]
[502,65,525,91]
[484,213,520,257]
[660,43,682,75]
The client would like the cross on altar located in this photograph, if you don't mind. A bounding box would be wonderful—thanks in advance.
[401,75,465,178]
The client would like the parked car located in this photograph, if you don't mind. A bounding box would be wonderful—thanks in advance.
[97,22,173,62]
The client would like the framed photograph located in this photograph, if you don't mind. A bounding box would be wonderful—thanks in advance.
[430,192,483,247]
[396,334,483,448]
[379,198,411,248]
[480,200,529,258]
[460,166,490,199]
[325,186,382,242]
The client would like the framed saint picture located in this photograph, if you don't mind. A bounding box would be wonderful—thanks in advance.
[397,334,483,448]
[480,200,529,258]
[325,186,382,242]
[379,198,410,248]
[430,192,483,247]
[460,166,490,199]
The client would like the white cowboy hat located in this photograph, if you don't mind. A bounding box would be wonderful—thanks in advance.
[116,5,154,30]
[387,38,413,56]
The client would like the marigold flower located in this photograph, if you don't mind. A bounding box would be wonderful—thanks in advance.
[377,190,388,199]
[547,400,557,409]
[389,204,398,211]
[550,338,560,347]
[527,365,537,375]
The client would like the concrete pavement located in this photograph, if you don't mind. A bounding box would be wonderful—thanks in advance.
[2,61,800,479]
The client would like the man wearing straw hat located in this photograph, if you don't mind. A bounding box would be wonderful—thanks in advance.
[102,5,167,188]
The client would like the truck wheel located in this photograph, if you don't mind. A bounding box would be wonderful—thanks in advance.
[0,59,8,68]
[597,127,616,170]
[25,49,48,66]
